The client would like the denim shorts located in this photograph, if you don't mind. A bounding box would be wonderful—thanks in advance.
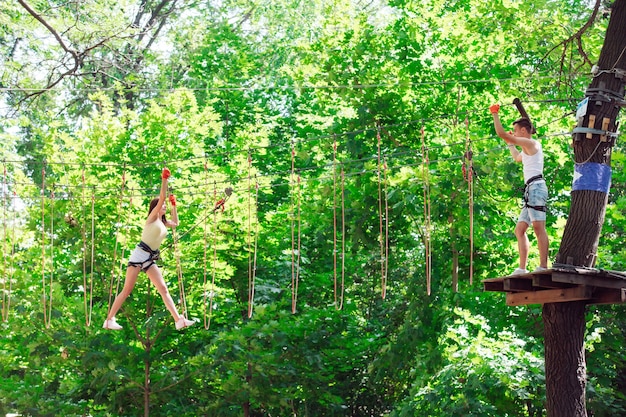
[518,180,548,225]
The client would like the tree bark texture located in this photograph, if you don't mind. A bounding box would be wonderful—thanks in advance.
[555,190,607,266]
[543,301,588,417]
[546,2,626,417]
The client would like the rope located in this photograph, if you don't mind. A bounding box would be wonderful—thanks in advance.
[40,164,54,327]
[333,140,346,310]
[7,190,16,321]
[81,168,93,326]
[376,124,388,299]
[1,163,10,322]
[88,187,96,326]
[247,153,258,319]
[339,167,346,310]
[172,226,188,319]
[464,117,474,285]
[291,144,302,314]
[421,127,432,295]
[106,166,126,317]
[203,169,213,329]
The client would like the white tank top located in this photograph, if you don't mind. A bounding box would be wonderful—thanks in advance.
[521,144,544,183]
[141,220,167,250]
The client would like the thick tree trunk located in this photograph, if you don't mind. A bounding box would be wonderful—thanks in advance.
[546,1,626,416]
[543,302,588,417]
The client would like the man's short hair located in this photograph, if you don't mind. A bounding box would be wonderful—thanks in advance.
[513,117,533,134]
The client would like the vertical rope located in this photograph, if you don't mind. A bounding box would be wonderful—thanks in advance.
[383,156,390,294]
[333,139,338,308]
[465,116,474,285]
[376,124,387,299]
[81,168,90,326]
[421,127,432,295]
[6,189,16,321]
[173,226,188,319]
[107,166,126,315]
[88,187,96,326]
[338,167,346,310]
[247,153,257,319]
[290,143,302,314]
[251,179,260,317]
[47,184,55,328]
[40,163,49,327]
[1,162,8,322]
[203,166,213,329]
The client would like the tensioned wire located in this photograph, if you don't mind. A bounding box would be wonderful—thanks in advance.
[0,97,580,190]
[0,98,582,208]
[0,72,592,93]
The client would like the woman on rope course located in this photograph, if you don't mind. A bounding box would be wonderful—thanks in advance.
[103,167,195,330]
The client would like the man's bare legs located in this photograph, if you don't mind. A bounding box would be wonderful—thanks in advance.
[533,220,549,269]
[514,220,549,273]
[514,221,530,271]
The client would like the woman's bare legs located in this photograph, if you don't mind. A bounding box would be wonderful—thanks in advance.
[107,266,141,320]
[145,264,182,322]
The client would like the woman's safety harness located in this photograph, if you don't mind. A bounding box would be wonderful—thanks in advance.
[128,241,161,272]
[522,174,547,212]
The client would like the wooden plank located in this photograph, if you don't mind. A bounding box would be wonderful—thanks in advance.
[506,286,592,306]
[532,274,572,289]
[504,277,534,292]
[589,288,626,305]
[483,280,504,292]
[553,271,626,290]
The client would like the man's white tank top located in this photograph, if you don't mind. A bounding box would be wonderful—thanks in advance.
[521,144,544,183]
[141,220,167,250]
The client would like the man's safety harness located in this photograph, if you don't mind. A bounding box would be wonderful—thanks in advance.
[522,174,547,212]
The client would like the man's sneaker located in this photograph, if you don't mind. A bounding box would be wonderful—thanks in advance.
[175,317,195,330]
[511,268,528,276]
[534,266,548,272]
[103,318,123,330]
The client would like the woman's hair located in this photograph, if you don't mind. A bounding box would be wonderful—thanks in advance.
[149,197,167,223]
[513,117,533,134]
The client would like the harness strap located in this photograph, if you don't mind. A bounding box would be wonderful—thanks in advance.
[525,174,544,185]
[522,175,547,212]
[138,241,160,260]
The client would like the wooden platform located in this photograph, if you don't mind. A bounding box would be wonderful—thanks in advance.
[483,266,626,306]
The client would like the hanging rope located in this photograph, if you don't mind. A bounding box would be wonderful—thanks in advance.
[172,221,188,320]
[88,186,96,326]
[202,166,217,330]
[421,127,432,295]
[106,166,126,316]
[247,152,258,319]
[80,171,96,326]
[464,117,474,285]
[291,143,302,314]
[383,157,389,294]
[339,167,346,310]
[376,124,388,299]
[333,141,338,307]
[332,139,346,310]
[40,164,54,327]
[2,163,10,322]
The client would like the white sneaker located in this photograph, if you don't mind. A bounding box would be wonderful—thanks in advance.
[103,318,123,330]
[534,266,548,272]
[511,268,528,275]
[175,317,195,330]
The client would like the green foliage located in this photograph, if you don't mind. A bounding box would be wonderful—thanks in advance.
[1,0,625,416]
[393,308,545,416]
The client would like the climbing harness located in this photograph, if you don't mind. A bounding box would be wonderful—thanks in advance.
[522,174,548,212]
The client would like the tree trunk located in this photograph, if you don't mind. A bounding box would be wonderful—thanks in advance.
[543,301,588,417]
[546,1,626,416]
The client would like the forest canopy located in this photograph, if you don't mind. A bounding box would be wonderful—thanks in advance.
[1,0,625,416]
